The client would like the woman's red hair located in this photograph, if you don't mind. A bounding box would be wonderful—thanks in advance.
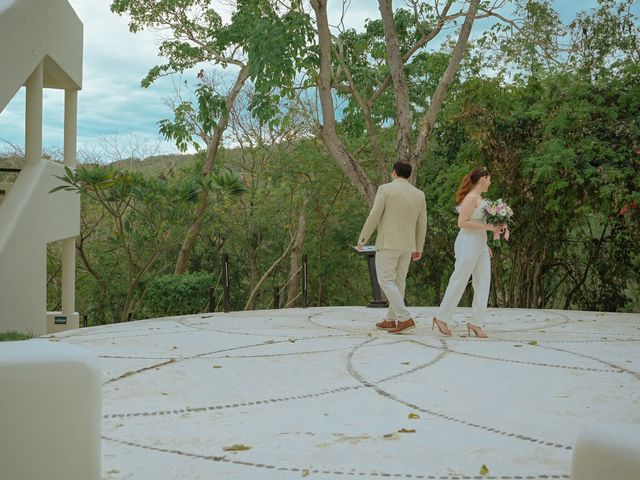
[455,167,489,205]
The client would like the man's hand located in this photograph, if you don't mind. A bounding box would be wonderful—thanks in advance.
[412,251,422,261]
[355,244,364,251]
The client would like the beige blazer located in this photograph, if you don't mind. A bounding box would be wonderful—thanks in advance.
[358,179,427,252]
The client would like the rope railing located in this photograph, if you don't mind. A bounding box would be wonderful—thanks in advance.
[211,254,309,311]
[207,254,231,313]
[206,267,224,313]
[270,255,308,309]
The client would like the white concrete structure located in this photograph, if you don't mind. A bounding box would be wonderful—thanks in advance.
[0,0,82,335]
[571,425,640,480]
[0,340,102,480]
[44,306,640,479]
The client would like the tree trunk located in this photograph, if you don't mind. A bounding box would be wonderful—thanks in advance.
[285,198,308,307]
[379,0,412,163]
[310,0,377,206]
[412,0,480,183]
[174,65,250,274]
[248,245,259,300]
[244,234,297,310]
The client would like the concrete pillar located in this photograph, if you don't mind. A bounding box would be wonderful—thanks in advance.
[572,425,640,480]
[0,340,102,480]
[61,89,78,316]
[25,62,43,167]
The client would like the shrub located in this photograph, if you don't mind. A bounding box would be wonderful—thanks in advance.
[138,271,217,318]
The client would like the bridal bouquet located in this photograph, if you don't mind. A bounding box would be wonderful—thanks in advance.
[483,199,514,246]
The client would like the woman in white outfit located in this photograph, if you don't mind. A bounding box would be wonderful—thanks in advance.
[432,167,503,338]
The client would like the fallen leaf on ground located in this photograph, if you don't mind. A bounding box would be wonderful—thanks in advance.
[161,392,169,396]
[107,469,119,475]
[408,413,420,419]
[528,340,538,345]
[513,345,523,347]
[213,365,223,369]
[401,362,410,365]
[302,469,310,477]
[398,428,416,433]
[288,338,296,343]
[223,444,251,451]
[480,464,489,476]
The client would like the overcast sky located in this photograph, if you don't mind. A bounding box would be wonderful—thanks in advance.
[0,0,608,158]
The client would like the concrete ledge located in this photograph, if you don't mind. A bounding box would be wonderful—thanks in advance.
[571,425,640,480]
[0,340,101,480]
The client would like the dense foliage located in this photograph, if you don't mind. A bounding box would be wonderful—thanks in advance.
[36,0,639,324]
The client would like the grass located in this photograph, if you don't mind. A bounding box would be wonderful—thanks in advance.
[0,331,33,341]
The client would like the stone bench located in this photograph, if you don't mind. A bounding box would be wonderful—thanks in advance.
[0,340,101,480]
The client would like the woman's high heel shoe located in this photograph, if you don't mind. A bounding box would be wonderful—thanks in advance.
[432,317,452,336]
[467,323,488,338]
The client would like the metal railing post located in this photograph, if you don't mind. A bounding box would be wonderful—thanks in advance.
[301,254,308,308]
[222,254,230,312]
[273,286,280,309]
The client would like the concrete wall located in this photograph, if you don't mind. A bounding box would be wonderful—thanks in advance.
[0,161,80,335]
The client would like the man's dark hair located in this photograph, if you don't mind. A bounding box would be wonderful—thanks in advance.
[393,161,412,179]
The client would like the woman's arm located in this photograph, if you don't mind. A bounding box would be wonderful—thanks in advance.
[457,195,501,233]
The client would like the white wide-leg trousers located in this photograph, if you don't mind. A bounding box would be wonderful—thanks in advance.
[436,230,491,327]
[375,249,413,322]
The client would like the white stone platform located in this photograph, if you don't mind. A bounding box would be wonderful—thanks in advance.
[45,307,640,480]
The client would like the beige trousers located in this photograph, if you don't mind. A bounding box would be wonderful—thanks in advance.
[375,249,413,322]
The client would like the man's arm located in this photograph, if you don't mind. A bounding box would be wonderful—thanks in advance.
[357,186,386,247]
[413,193,427,259]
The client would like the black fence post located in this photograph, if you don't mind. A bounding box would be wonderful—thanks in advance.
[209,287,216,313]
[302,254,308,308]
[222,254,230,312]
[273,286,280,309]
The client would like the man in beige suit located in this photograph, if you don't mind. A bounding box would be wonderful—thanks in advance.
[357,161,427,334]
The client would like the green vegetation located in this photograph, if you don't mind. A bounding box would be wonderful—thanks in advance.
[0,331,33,341]
[34,0,639,324]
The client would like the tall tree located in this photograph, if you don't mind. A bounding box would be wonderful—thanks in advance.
[110,0,311,273]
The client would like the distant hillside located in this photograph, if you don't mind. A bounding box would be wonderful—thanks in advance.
[109,153,198,174]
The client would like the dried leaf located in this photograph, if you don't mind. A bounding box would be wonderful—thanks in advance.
[398,428,416,433]
[528,340,538,345]
[480,464,489,476]
[213,365,223,369]
[223,444,251,451]
[107,469,119,475]
[513,344,523,347]
[401,362,410,365]
[302,469,310,477]
[288,338,296,343]
[408,413,420,420]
